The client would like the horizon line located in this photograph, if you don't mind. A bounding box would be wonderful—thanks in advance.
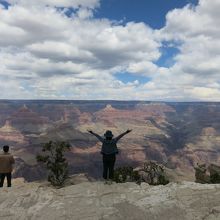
[0,99,220,103]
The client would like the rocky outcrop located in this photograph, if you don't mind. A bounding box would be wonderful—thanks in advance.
[0,120,27,145]
[0,179,220,220]
[93,104,175,126]
[36,123,90,146]
[8,105,49,133]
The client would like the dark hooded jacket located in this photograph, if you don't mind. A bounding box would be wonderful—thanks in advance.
[92,131,128,155]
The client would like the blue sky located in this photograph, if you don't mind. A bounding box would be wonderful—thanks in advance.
[96,0,198,29]
[96,0,198,85]
[0,0,219,101]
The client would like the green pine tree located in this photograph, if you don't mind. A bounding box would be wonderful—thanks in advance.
[36,141,71,187]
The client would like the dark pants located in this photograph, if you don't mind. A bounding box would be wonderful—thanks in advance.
[102,154,116,180]
[0,173,12,187]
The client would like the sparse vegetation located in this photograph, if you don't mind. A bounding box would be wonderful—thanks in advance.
[194,163,220,184]
[113,166,141,184]
[36,141,71,187]
[113,161,169,185]
[209,164,220,184]
[210,173,220,183]
[194,163,210,183]
[141,161,169,185]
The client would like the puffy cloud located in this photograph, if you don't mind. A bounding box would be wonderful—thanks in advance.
[189,87,220,99]
[0,5,70,47]
[0,0,161,99]
[0,0,220,100]
[127,61,159,77]
[150,0,220,100]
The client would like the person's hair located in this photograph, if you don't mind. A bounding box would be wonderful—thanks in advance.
[106,136,112,140]
[3,145,9,152]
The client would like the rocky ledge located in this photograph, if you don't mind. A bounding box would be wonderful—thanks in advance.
[0,176,220,220]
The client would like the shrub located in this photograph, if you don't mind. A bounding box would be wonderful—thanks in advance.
[142,161,169,185]
[194,163,210,183]
[210,173,220,183]
[113,166,141,184]
[194,163,220,184]
[209,163,220,184]
[113,161,169,185]
[36,141,71,187]
[158,174,169,185]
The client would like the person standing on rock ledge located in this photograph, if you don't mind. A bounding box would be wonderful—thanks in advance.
[0,145,15,188]
[88,129,132,184]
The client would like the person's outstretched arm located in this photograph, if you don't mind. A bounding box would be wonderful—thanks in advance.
[115,129,132,142]
[87,130,104,142]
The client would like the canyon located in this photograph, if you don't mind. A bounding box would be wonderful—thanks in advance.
[0,100,220,181]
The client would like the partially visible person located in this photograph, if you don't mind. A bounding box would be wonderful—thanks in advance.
[0,145,15,187]
[88,129,132,183]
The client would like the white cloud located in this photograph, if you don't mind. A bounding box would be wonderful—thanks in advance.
[189,87,220,99]
[76,7,94,19]
[149,0,220,100]
[0,0,220,100]
[127,61,159,76]
[0,1,162,99]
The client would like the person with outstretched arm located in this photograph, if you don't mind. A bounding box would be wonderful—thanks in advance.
[88,129,132,183]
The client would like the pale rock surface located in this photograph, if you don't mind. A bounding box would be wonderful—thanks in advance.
[0,177,220,220]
